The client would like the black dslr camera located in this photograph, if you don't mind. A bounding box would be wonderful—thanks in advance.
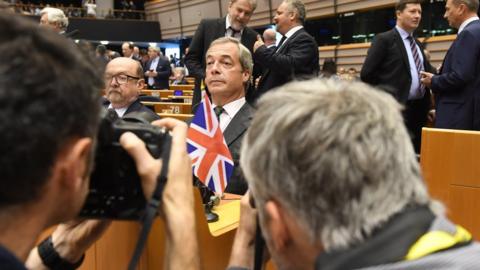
[79,109,171,220]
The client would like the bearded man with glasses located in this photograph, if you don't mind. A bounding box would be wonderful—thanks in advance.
[104,57,160,120]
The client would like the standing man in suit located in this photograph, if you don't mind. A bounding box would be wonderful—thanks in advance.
[185,0,258,112]
[145,46,172,90]
[204,37,254,195]
[253,0,319,99]
[421,0,480,130]
[104,57,160,121]
[361,0,434,153]
[121,42,141,61]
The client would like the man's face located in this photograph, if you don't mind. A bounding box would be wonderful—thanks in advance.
[122,43,133,57]
[147,48,158,59]
[396,3,422,32]
[228,0,254,31]
[274,2,294,35]
[39,14,60,32]
[104,58,141,108]
[205,42,249,105]
[174,69,184,80]
[444,0,462,29]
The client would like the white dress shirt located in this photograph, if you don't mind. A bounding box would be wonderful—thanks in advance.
[396,25,424,100]
[148,56,159,86]
[225,15,243,40]
[276,25,303,51]
[213,97,246,132]
[458,16,480,34]
[107,104,128,117]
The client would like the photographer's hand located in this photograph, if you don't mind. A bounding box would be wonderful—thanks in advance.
[228,191,258,269]
[120,118,199,270]
[26,219,111,270]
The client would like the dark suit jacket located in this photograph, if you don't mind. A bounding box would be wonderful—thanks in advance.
[431,20,480,130]
[254,27,319,98]
[185,17,258,109]
[223,102,254,195]
[361,28,433,104]
[104,99,161,122]
[145,57,172,90]
[360,27,435,152]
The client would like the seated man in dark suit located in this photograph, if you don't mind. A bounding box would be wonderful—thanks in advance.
[144,46,172,90]
[203,37,255,195]
[104,57,160,120]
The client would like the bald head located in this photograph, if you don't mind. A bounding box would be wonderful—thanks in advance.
[104,57,144,108]
[106,57,143,77]
[263,29,277,46]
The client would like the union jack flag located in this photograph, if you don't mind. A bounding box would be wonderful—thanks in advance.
[187,92,233,194]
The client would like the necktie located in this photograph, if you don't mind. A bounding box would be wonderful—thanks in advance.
[213,106,224,122]
[407,35,425,97]
[276,35,287,52]
[229,27,240,38]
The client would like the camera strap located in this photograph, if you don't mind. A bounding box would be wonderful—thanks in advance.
[253,221,265,270]
[127,137,172,270]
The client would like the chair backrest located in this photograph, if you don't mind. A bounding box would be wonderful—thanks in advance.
[420,127,480,238]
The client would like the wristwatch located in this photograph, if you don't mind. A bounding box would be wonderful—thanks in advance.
[37,236,85,270]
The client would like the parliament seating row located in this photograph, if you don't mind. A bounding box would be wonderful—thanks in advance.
[142,101,192,114]
[157,113,193,122]
[140,89,193,99]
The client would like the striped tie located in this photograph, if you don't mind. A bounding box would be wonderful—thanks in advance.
[407,35,425,97]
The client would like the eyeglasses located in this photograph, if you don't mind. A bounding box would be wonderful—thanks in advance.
[104,74,140,85]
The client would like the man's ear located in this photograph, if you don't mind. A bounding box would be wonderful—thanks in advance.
[56,138,93,191]
[242,70,251,84]
[264,200,291,252]
[137,79,145,90]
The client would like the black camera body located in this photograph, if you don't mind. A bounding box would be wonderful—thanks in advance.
[79,109,171,220]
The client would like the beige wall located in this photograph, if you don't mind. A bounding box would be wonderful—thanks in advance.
[145,0,454,74]
[145,0,397,39]
[318,34,455,72]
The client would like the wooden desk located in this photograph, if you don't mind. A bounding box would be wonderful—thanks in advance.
[140,90,193,98]
[157,113,193,122]
[167,95,193,103]
[420,127,480,238]
[67,189,241,270]
[169,84,194,91]
[141,101,192,114]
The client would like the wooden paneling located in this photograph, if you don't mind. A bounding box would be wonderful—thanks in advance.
[420,128,480,238]
[54,190,241,270]
[318,35,454,71]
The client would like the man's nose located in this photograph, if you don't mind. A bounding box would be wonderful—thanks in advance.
[209,62,221,73]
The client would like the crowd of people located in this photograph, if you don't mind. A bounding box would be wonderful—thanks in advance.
[1,0,480,269]
[8,0,144,20]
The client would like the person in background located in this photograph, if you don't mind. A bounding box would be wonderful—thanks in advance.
[39,7,68,35]
[171,67,188,85]
[145,46,172,90]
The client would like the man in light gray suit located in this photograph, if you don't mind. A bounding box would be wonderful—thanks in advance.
[204,37,254,195]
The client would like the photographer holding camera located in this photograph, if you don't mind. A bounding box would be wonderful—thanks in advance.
[227,79,480,270]
[0,13,198,270]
